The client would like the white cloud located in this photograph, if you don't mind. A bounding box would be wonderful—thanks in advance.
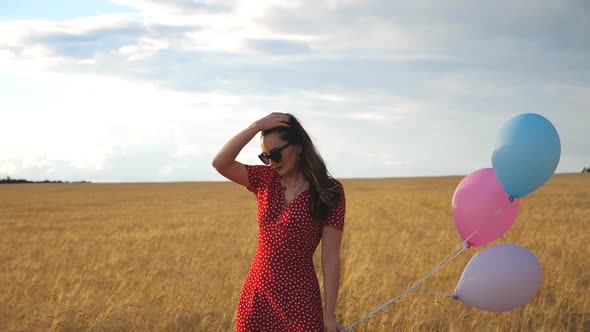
[107,0,236,15]
[0,162,18,175]
[1,0,588,181]
[172,145,202,159]
[0,58,249,175]
[116,37,169,61]
[347,113,387,122]
[159,164,174,175]
[426,74,521,99]
[384,159,413,167]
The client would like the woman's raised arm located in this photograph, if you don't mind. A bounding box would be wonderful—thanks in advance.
[211,113,290,187]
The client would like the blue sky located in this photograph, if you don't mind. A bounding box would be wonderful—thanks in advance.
[0,0,136,19]
[0,0,588,182]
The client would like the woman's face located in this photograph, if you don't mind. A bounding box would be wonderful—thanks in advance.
[261,132,301,177]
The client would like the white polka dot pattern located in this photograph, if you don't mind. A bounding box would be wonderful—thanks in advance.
[236,165,346,331]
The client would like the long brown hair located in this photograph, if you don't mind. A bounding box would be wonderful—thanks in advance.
[262,114,341,220]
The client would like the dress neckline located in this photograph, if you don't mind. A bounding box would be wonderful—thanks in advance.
[282,187,309,208]
[275,171,309,208]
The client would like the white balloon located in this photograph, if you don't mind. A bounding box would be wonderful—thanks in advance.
[453,243,542,312]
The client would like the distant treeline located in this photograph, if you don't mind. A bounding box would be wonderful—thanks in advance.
[0,176,90,184]
[583,167,590,174]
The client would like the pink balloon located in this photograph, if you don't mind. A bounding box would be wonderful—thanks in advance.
[452,168,519,247]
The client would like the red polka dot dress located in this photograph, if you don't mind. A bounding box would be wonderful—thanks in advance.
[236,165,346,332]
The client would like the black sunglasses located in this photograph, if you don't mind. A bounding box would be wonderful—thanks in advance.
[258,143,290,165]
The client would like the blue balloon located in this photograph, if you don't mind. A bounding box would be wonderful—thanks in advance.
[492,113,561,198]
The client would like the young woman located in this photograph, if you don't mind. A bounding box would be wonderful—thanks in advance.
[212,112,346,332]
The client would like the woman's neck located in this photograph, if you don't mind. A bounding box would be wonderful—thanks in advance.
[283,169,305,188]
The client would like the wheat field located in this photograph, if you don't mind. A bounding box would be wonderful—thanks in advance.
[0,173,588,331]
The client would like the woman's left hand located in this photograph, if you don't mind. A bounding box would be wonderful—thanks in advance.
[326,315,344,332]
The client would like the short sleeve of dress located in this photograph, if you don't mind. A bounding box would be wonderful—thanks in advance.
[324,181,346,231]
[244,165,273,194]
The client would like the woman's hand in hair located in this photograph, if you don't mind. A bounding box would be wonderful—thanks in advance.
[253,113,291,132]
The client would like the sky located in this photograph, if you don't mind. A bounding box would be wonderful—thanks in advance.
[0,0,588,182]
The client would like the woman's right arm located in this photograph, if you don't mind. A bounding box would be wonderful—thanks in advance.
[211,113,290,187]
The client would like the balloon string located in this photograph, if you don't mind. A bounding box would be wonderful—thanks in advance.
[414,290,455,297]
[461,198,513,245]
[342,198,514,331]
[342,244,467,331]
